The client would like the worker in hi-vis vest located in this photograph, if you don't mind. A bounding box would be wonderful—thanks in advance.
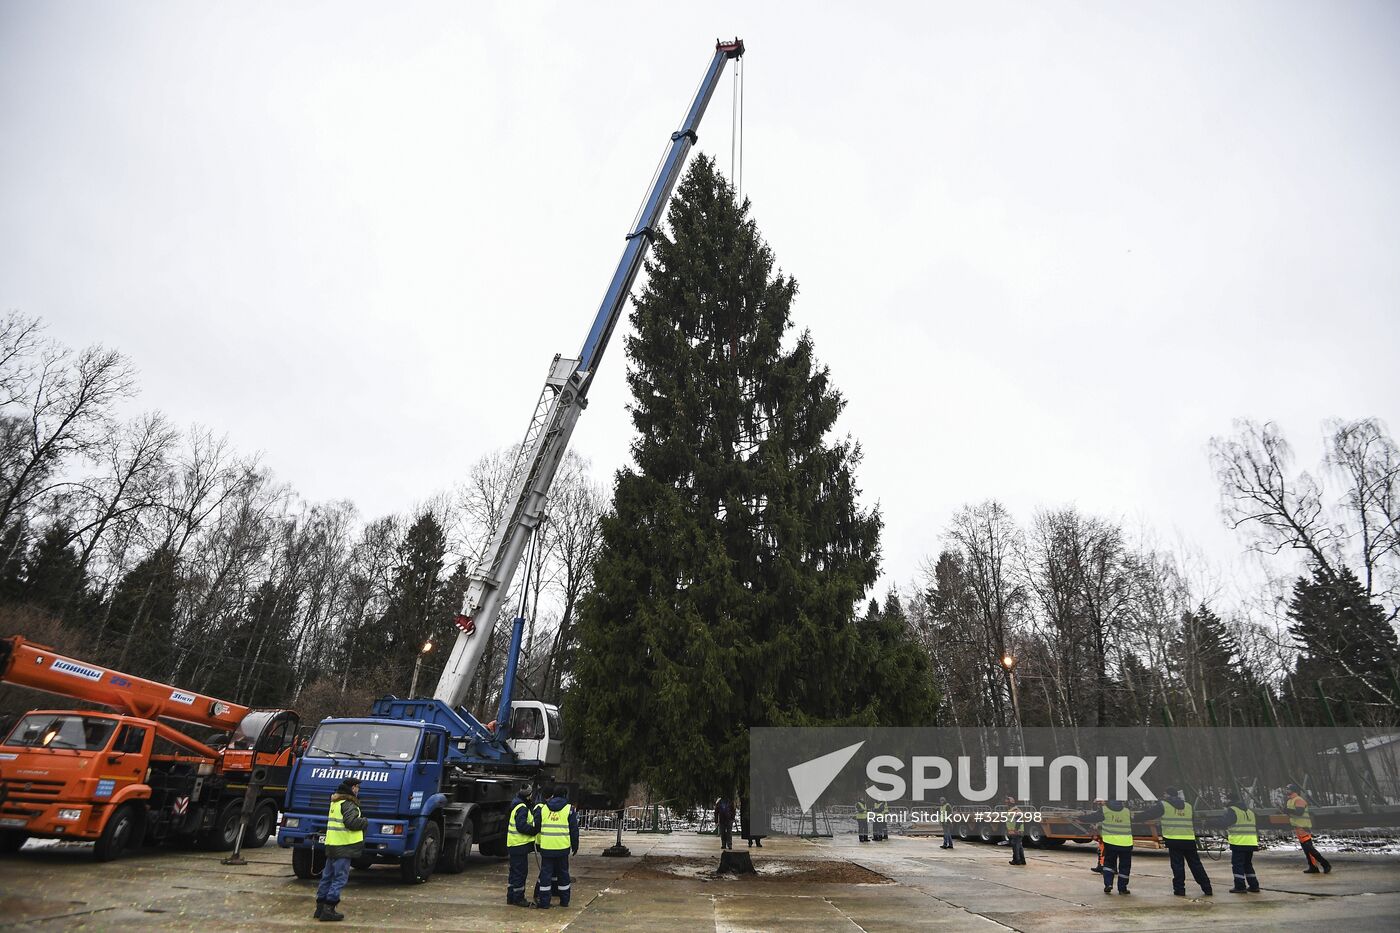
[1285,783,1332,874]
[873,799,889,841]
[856,799,870,843]
[1137,787,1212,896]
[938,797,954,849]
[1207,794,1261,893]
[1075,799,1135,894]
[506,785,540,907]
[316,777,369,922]
[1005,796,1026,866]
[533,785,580,909]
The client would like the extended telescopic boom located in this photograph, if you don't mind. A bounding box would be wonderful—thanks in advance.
[434,38,745,709]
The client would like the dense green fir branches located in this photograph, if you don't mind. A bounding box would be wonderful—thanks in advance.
[569,157,936,801]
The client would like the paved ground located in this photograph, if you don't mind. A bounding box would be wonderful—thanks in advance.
[2,831,1397,931]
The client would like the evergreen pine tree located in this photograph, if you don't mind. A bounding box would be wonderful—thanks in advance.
[1287,566,1400,724]
[1169,603,1256,724]
[362,512,447,688]
[106,546,181,677]
[570,157,924,802]
[856,590,939,726]
[21,524,89,619]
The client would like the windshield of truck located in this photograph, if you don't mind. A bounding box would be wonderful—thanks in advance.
[3,714,118,751]
[307,722,419,761]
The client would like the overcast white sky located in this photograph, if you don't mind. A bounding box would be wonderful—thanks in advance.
[2,1,1397,597]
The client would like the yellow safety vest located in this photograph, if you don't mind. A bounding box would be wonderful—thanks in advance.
[1228,806,1257,847]
[1286,795,1312,830]
[1007,810,1023,834]
[537,803,572,851]
[1100,806,1133,847]
[1160,801,1195,841]
[938,804,951,822]
[325,799,363,848]
[856,801,868,818]
[507,802,536,848]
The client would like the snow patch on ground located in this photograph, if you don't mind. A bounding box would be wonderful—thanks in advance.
[1311,833,1400,855]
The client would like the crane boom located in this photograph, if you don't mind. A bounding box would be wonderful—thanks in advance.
[433,38,745,709]
[1,635,250,758]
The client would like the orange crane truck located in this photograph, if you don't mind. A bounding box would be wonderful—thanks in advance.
[0,635,299,860]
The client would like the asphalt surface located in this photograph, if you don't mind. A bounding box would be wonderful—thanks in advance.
[1,831,1397,931]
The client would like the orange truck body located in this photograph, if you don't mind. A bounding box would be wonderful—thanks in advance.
[0,635,299,859]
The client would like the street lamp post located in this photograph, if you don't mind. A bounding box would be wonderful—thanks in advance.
[1001,653,1024,754]
[408,640,434,698]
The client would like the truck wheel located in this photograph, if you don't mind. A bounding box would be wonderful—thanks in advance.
[438,825,473,874]
[200,800,244,851]
[95,805,140,861]
[241,801,277,849]
[1026,823,1045,847]
[400,820,441,884]
[292,845,325,880]
[0,830,28,854]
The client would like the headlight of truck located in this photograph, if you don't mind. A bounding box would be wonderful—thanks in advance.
[381,824,403,835]
[283,818,300,828]
[57,809,82,821]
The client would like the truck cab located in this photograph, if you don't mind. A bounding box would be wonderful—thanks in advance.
[279,717,460,883]
[504,701,563,767]
[0,709,163,855]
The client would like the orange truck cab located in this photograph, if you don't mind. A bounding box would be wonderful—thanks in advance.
[0,636,298,860]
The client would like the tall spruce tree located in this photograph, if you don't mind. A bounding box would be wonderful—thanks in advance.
[1286,565,1400,724]
[1169,603,1256,724]
[569,157,931,803]
[21,524,90,619]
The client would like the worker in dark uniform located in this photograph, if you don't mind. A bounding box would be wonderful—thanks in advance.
[1206,794,1261,893]
[1074,799,1134,894]
[533,785,579,909]
[1005,796,1026,865]
[505,785,539,907]
[1284,784,1332,874]
[714,797,735,850]
[938,797,955,849]
[1138,787,1212,896]
[856,799,870,843]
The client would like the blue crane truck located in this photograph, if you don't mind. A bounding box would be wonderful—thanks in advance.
[278,37,745,883]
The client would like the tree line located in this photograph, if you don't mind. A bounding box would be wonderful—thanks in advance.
[0,310,606,728]
[910,418,1400,734]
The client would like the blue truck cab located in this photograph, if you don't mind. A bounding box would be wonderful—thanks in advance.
[279,716,455,882]
[279,699,558,883]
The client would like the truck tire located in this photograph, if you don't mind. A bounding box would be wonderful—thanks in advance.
[95,804,141,861]
[0,830,28,854]
[292,845,325,880]
[400,820,441,884]
[200,799,244,851]
[1025,823,1046,847]
[438,824,473,874]
[241,801,277,849]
